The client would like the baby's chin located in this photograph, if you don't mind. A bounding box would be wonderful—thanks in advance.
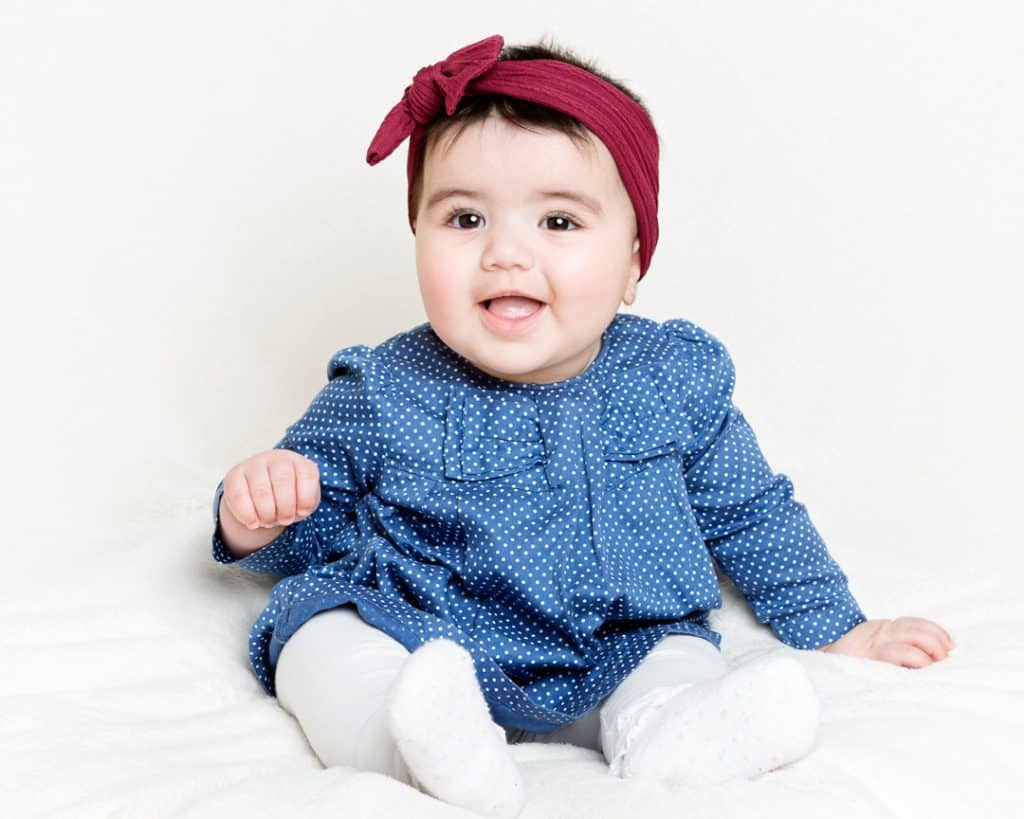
[431,323,582,384]
[466,357,540,384]
[468,352,593,385]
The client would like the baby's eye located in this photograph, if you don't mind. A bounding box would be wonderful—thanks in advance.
[443,209,580,231]
[444,209,484,230]
[542,213,580,231]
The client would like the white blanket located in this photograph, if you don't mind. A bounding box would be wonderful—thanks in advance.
[5,493,1021,819]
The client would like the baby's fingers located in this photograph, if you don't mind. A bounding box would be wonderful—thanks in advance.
[245,463,282,528]
[898,616,955,649]
[222,472,261,530]
[891,617,955,660]
[294,458,321,519]
[877,641,935,669]
[266,458,299,525]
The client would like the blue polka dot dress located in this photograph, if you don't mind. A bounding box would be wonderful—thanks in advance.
[210,313,867,733]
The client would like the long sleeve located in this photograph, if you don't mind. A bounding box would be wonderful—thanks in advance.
[210,345,380,578]
[662,319,867,649]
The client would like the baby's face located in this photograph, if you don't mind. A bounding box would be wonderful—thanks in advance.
[412,114,641,384]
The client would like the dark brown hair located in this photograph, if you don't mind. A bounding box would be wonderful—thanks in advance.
[409,35,651,224]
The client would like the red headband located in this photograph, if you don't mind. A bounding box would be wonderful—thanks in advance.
[366,34,660,280]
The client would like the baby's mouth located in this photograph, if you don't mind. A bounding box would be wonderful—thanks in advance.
[481,296,545,319]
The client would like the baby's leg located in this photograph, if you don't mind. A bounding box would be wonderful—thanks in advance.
[388,637,526,818]
[599,633,729,763]
[599,634,821,785]
[276,607,524,816]
[274,605,418,785]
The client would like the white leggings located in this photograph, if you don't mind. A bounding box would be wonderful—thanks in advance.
[274,605,729,784]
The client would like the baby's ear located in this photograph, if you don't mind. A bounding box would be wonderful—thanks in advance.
[623,239,642,305]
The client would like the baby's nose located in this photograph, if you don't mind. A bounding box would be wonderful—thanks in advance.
[481,225,535,272]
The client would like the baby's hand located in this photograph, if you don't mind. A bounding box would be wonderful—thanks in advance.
[817,617,956,668]
[221,450,321,531]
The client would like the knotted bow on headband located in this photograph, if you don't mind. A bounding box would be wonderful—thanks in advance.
[366,34,660,279]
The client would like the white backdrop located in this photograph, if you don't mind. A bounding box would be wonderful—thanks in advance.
[6,1,1021,594]
[3,2,1024,816]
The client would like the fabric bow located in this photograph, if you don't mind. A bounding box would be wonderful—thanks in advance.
[366,34,504,166]
[442,386,549,482]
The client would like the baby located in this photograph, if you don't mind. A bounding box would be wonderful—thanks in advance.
[211,34,955,818]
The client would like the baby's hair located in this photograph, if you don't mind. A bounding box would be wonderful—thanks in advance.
[408,34,651,222]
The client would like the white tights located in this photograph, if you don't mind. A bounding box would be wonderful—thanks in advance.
[274,605,738,781]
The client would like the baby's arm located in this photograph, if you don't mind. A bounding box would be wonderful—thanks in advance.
[667,322,957,668]
[664,321,866,649]
[679,339,864,647]
[210,355,379,576]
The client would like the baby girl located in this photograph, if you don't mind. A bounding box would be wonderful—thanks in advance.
[211,33,955,818]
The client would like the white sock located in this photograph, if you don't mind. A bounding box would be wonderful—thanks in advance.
[387,638,527,818]
[607,652,821,785]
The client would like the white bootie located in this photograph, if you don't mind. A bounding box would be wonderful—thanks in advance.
[387,638,526,818]
[608,652,821,785]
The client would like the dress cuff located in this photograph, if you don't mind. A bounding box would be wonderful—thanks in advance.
[769,589,869,650]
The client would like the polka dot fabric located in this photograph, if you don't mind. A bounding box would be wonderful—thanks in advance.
[210,313,867,733]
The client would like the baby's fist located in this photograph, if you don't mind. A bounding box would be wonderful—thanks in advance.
[221,449,321,531]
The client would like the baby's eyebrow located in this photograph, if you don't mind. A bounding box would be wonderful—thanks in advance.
[424,187,603,216]
[540,190,604,216]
